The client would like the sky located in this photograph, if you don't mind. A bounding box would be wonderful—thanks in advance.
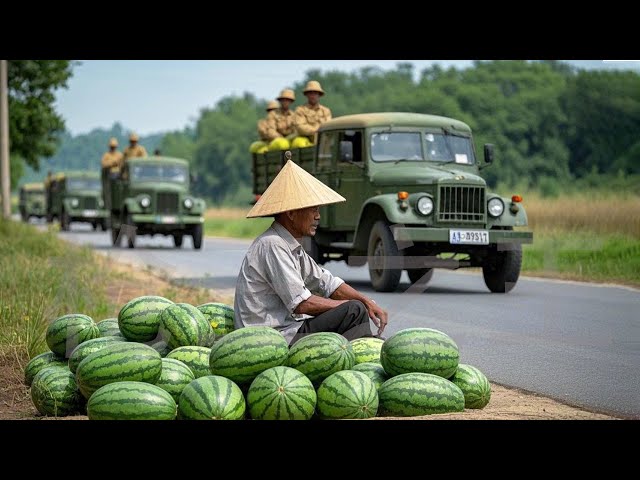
[54,60,640,137]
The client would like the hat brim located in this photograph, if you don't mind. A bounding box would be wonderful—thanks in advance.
[303,90,324,96]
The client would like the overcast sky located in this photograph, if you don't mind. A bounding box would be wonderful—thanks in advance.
[54,60,640,136]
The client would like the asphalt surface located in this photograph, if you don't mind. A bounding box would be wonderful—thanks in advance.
[41,220,640,418]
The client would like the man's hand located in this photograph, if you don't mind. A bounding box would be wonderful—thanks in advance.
[365,299,388,336]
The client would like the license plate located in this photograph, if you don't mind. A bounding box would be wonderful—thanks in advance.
[83,210,97,217]
[449,229,489,245]
[159,216,177,224]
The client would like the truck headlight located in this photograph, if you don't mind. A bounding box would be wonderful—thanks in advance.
[183,198,194,209]
[98,199,104,208]
[70,198,79,208]
[488,198,504,217]
[416,196,433,216]
[140,196,151,208]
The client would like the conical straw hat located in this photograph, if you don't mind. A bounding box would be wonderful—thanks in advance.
[247,158,345,218]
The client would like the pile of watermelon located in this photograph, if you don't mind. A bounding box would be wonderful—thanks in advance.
[25,295,491,420]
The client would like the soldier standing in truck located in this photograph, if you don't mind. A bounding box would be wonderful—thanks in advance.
[266,88,296,139]
[257,101,280,143]
[293,81,332,144]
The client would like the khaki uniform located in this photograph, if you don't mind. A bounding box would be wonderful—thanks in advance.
[101,150,124,174]
[257,117,273,142]
[293,103,332,141]
[122,144,148,161]
[266,109,295,138]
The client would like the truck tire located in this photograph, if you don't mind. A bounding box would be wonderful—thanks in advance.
[60,209,70,232]
[192,224,203,250]
[125,213,136,249]
[407,268,434,287]
[367,220,402,292]
[92,222,98,231]
[173,233,184,248]
[482,244,522,293]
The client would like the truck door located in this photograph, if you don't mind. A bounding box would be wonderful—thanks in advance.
[334,129,367,229]
[315,130,338,228]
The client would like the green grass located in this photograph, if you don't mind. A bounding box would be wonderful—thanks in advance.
[204,217,272,239]
[0,218,114,360]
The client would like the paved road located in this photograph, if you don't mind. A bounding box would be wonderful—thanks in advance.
[50,221,640,418]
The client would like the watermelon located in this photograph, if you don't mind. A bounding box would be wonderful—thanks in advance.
[158,303,213,350]
[378,372,465,417]
[287,332,355,385]
[197,302,235,341]
[166,346,212,378]
[380,328,459,378]
[351,362,388,391]
[247,366,316,420]
[450,364,491,409]
[178,375,245,420]
[24,351,67,386]
[87,381,177,420]
[68,336,127,374]
[151,340,172,357]
[156,358,196,403]
[31,366,82,416]
[46,314,100,358]
[75,342,162,399]
[316,370,378,419]
[350,337,384,364]
[96,318,123,337]
[209,327,288,384]
[118,295,174,342]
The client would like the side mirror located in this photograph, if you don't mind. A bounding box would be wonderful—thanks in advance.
[339,141,353,163]
[190,173,198,184]
[483,144,494,165]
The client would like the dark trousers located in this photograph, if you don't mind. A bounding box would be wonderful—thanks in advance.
[290,300,372,346]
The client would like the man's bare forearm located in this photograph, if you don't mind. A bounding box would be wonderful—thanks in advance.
[330,283,375,308]
[294,295,348,316]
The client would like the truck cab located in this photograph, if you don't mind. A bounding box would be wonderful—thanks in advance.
[19,183,46,222]
[45,171,108,231]
[252,112,533,293]
[109,156,206,249]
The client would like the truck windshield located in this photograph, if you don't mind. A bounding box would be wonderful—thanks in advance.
[67,179,101,191]
[424,133,475,164]
[131,164,188,183]
[371,133,423,162]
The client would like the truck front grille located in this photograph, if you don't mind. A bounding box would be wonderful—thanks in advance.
[82,197,97,209]
[438,185,485,224]
[157,193,179,214]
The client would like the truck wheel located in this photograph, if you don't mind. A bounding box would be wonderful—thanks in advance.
[46,213,53,223]
[192,224,203,250]
[92,222,98,231]
[482,244,522,293]
[173,233,184,248]
[407,268,434,287]
[60,210,70,231]
[100,219,108,231]
[367,220,402,292]
[125,213,136,249]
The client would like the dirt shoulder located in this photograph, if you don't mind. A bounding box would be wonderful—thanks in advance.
[0,259,621,420]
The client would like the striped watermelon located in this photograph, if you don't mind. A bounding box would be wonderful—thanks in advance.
[287,332,355,385]
[87,381,177,420]
[151,340,172,357]
[381,328,459,378]
[166,346,212,378]
[378,372,465,417]
[351,362,388,390]
[247,366,316,420]
[31,366,82,416]
[178,375,245,420]
[209,327,289,384]
[450,364,491,409]
[24,351,67,386]
[197,302,235,341]
[159,303,213,349]
[46,314,100,358]
[118,295,174,342]
[97,318,124,338]
[156,358,196,403]
[350,337,384,364]
[75,342,162,399]
[316,370,378,419]
[68,336,126,374]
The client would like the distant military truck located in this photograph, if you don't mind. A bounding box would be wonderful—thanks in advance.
[109,156,206,249]
[19,183,46,221]
[252,112,534,293]
[46,171,108,231]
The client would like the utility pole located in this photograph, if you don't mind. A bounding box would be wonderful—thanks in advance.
[0,60,10,219]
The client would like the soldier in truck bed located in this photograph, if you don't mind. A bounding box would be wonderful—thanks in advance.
[266,88,296,139]
[257,101,280,142]
[293,81,332,144]
[122,132,148,161]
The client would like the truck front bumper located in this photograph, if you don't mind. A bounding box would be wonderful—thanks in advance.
[393,227,533,244]
[131,214,204,225]
[69,208,109,220]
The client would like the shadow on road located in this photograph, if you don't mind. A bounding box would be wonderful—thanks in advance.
[342,279,486,295]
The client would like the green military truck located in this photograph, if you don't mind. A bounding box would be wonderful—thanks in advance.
[45,171,108,231]
[252,112,533,293]
[19,183,46,221]
[108,156,205,249]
